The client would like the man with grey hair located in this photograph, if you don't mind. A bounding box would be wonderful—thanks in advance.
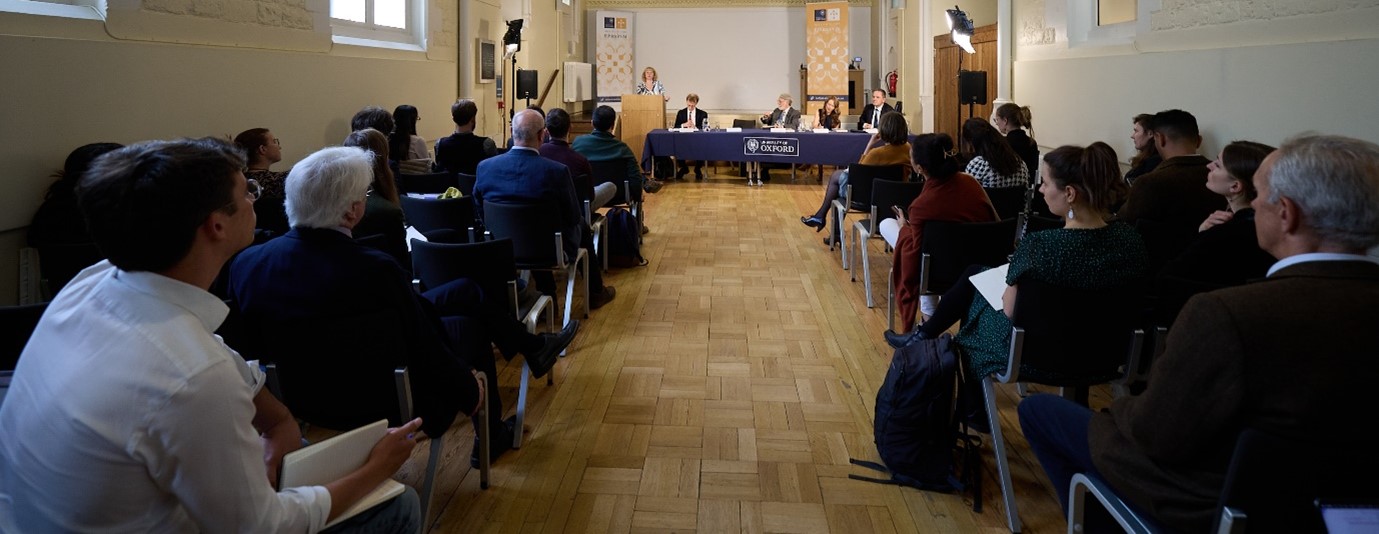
[476,109,617,309]
[229,145,577,467]
[1017,134,1379,532]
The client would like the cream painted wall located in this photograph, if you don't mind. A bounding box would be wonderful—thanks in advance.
[930,0,995,36]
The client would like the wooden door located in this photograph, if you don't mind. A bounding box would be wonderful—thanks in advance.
[934,24,997,142]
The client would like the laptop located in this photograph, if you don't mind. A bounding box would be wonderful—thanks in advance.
[279,419,406,528]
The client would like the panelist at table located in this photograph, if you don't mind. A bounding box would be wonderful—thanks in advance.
[817,96,842,131]
[761,93,801,130]
[858,88,894,130]
[674,93,709,180]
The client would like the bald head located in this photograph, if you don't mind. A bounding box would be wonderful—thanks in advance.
[512,109,546,148]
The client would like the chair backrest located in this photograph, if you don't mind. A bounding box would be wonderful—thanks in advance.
[985,186,1027,220]
[571,173,593,203]
[919,218,1017,294]
[456,172,477,197]
[588,159,642,204]
[732,118,757,129]
[846,163,907,211]
[37,242,103,297]
[396,172,459,195]
[1010,278,1140,383]
[398,195,476,237]
[481,200,565,268]
[870,179,923,224]
[410,238,517,294]
[1217,428,1379,533]
[0,303,47,371]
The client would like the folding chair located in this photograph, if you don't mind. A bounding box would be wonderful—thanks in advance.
[482,200,590,327]
[832,163,907,270]
[397,172,459,195]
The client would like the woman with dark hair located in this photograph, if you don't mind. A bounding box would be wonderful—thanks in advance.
[234,128,290,235]
[342,128,408,269]
[29,142,124,250]
[886,133,1000,335]
[891,143,1147,385]
[962,117,1029,189]
[1155,141,1277,322]
[993,103,1038,179]
[800,111,912,239]
[817,96,841,131]
[389,104,431,163]
[1125,113,1162,184]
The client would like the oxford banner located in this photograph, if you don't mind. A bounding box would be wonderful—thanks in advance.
[805,2,848,121]
[594,10,635,109]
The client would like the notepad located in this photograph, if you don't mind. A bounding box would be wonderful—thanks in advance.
[769,127,793,132]
[811,128,831,133]
[969,264,1010,311]
[279,419,405,528]
[725,127,743,132]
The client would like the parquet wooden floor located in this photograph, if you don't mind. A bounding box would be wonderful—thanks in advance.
[403,169,1112,533]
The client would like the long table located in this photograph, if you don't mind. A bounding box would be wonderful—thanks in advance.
[640,129,875,175]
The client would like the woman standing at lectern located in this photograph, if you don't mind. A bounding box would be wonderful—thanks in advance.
[635,67,668,102]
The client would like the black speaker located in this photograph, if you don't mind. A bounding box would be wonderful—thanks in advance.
[958,70,987,105]
[516,69,538,99]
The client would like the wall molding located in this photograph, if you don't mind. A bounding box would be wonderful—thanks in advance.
[586,0,872,8]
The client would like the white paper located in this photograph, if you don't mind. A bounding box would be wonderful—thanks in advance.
[811,128,831,134]
[725,127,743,132]
[769,127,792,132]
[864,128,880,134]
[969,264,1010,311]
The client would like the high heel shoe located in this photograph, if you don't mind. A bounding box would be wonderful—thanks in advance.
[800,216,826,232]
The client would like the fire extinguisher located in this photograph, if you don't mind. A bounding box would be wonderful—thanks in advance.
[886,70,898,97]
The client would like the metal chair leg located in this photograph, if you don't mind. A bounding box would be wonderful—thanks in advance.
[475,371,491,490]
[515,362,530,449]
[982,378,1023,533]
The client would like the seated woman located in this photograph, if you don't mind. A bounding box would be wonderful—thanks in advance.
[234,128,291,235]
[895,143,1147,385]
[887,133,1000,336]
[28,142,123,293]
[343,128,408,270]
[800,111,912,239]
[816,96,841,131]
[390,104,432,174]
[1155,140,1277,323]
[993,103,1038,179]
[962,117,1029,189]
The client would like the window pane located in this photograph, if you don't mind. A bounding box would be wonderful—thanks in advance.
[1098,0,1135,26]
[332,0,365,23]
[374,0,406,29]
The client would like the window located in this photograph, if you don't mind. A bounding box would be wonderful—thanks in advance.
[1097,0,1135,27]
[331,0,421,46]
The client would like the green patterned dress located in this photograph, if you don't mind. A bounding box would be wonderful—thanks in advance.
[956,222,1148,381]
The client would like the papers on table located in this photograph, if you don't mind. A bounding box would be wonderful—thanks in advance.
[769,127,793,132]
[670,127,698,132]
[725,127,743,132]
[969,264,1010,311]
[811,128,832,133]
[863,128,880,134]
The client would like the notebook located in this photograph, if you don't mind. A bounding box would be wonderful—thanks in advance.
[279,419,406,528]
[969,264,1011,311]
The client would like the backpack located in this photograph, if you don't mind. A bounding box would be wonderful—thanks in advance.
[605,207,646,268]
[851,333,982,501]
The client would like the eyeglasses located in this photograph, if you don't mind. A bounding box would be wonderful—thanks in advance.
[246,178,262,202]
[270,138,281,147]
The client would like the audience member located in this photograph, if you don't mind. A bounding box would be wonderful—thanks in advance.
[229,145,577,467]
[28,142,122,293]
[962,117,1030,189]
[234,128,291,235]
[541,108,615,210]
[858,88,894,130]
[801,111,912,241]
[342,128,408,268]
[1124,113,1162,184]
[434,99,498,175]
[1155,140,1277,323]
[760,93,801,130]
[1116,109,1224,269]
[993,103,1039,179]
[573,104,663,194]
[1018,134,1379,532]
[351,106,394,135]
[477,109,618,308]
[674,93,709,179]
[886,133,999,337]
[817,96,842,131]
[389,104,432,174]
[1,138,423,532]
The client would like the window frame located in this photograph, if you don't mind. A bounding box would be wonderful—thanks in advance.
[330,0,423,48]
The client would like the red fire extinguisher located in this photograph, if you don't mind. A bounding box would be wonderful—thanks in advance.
[886,70,898,97]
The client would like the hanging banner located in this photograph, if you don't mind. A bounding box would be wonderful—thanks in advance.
[805,2,849,122]
[594,10,635,110]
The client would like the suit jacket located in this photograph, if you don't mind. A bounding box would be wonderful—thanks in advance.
[226,227,476,437]
[1117,154,1224,268]
[762,107,801,129]
[473,147,583,255]
[1090,259,1379,532]
[859,102,895,129]
[674,107,708,129]
[435,132,498,175]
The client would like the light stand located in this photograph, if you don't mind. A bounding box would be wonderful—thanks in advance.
[945,6,975,137]
[502,19,523,146]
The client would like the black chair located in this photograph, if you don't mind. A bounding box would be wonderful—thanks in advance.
[396,172,459,195]
[885,218,1016,332]
[398,196,477,241]
[832,163,907,270]
[983,278,1146,533]
[1,303,47,403]
[854,179,923,308]
[37,242,103,299]
[984,186,1027,221]
[588,159,643,241]
[481,200,589,327]
[411,238,556,448]
[571,173,608,272]
[456,172,477,197]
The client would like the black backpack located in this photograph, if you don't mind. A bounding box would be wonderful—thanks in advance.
[852,333,982,503]
[606,207,645,268]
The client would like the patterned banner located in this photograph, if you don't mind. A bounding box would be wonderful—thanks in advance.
[595,10,635,109]
[805,2,849,122]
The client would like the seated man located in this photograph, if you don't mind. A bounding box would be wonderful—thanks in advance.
[435,99,499,175]
[673,93,708,179]
[858,88,894,130]
[540,108,616,210]
[229,146,577,466]
[1018,134,1379,532]
[0,138,422,532]
[572,104,663,194]
[477,109,617,309]
[351,105,394,135]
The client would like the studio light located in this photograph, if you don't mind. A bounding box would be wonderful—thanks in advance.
[945,6,975,54]
[503,19,523,56]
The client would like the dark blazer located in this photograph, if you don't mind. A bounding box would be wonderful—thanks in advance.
[227,227,477,437]
[473,147,583,255]
[1090,259,1379,532]
[1154,208,1276,323]
[1118,155,1224,268]
[674,107,708,129]
[539,139,595,204]
[858,102,895,129]
[761,107,801,129]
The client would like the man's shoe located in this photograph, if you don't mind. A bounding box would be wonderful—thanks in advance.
[675,169,688,180]
[471,417,516,468]
[526,320,579,378]
[590,286,617,309]
[643,180,664,194]
[694,171,704,180]
[640,224,650,235]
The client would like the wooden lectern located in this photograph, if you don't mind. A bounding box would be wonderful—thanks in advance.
[620,94,666,167]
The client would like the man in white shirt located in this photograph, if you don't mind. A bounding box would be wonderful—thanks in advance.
[0,138,422,533]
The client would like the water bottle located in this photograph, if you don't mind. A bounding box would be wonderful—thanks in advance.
[701,117,708,131]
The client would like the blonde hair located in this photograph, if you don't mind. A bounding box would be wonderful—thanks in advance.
[642,67,658,81]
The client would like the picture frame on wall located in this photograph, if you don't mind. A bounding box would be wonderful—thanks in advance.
[478,38,496,83]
